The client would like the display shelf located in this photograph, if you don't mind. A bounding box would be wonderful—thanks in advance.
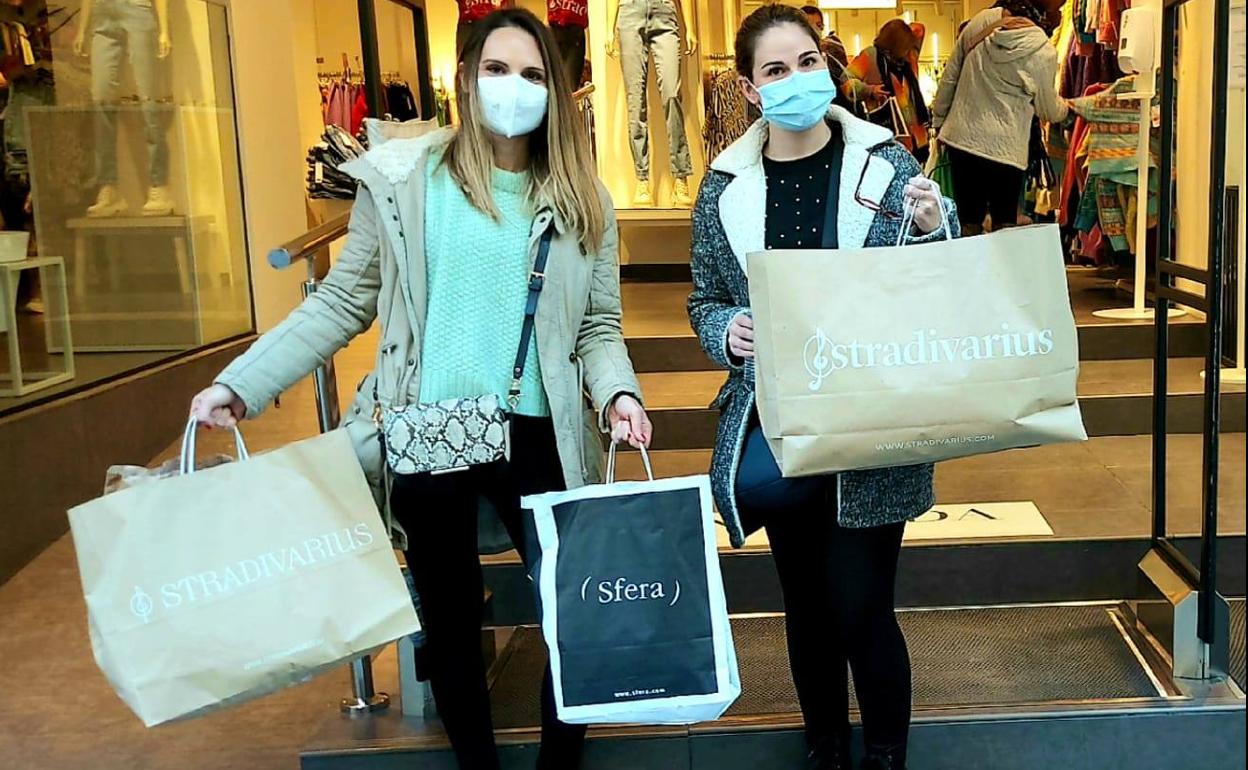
[0,258,74,398]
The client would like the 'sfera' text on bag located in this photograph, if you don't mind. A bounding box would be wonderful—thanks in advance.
[580,576,683,607]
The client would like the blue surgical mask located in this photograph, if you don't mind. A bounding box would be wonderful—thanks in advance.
[755,69,837,132]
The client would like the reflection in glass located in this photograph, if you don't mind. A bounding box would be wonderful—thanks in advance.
[1,0,252,413]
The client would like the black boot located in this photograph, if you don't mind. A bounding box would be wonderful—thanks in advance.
[861,744,906,770]
[805,727,852,770]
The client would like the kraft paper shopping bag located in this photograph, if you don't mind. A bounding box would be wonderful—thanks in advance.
[749,223,1087,476]
[68,421,419,726]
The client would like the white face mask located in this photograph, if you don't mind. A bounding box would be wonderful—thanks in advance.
[477,74,549,138]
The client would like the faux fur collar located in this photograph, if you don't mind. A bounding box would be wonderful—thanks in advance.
[341,126,456,186]
[709,106,898,273]
[710,105,894,176]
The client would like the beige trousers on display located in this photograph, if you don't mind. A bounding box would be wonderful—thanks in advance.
[617,0,693,180]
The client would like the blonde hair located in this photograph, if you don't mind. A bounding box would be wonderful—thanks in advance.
[443,9,605,254]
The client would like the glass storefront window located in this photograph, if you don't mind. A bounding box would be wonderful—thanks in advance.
[1,0,251,413]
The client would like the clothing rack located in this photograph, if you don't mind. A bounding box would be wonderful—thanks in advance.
[319,71,363,81]
[1090,0,1185,321]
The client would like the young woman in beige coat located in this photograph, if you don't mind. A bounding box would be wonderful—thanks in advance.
[190,10,650,769]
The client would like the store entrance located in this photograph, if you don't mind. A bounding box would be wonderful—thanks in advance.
[291,1,1244,767]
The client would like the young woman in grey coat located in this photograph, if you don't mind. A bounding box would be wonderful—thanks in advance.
[687,6,958,769]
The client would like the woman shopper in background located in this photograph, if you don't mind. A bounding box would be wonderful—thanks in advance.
[842,19,932,163]
[191,9,651,770]
[800,4,850,73]
[930,0,1068,234]
[687,5,957,769]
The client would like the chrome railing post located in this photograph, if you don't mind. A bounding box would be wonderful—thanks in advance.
[269,216,390,714]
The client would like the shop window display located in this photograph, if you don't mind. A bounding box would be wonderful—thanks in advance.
[1,0,251,412]
[606,0,697,207]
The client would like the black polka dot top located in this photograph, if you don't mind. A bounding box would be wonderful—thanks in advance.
[762,124,844,251]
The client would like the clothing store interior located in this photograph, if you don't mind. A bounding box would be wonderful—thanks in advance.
[0,1,1245,768]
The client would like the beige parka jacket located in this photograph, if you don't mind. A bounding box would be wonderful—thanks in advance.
[215,129,643,548]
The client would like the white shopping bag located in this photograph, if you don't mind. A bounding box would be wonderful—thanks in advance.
[521,445,740,725]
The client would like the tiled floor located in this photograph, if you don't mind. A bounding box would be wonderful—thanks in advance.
[0,330,387,770]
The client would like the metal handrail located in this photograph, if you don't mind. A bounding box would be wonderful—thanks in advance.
[268,212,352,276]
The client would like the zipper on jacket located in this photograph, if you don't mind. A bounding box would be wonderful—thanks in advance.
[571,351,588,480]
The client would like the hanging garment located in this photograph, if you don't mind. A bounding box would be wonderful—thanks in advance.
[550,22,587,88]
[385,81,419,121]
[1069,76,1159,216]
[1095,176,1130,252]
[1097,0,1125,49]
[329,82,355,131]
[2,69,54,181]
[702,66,751,162]
[350,88,369,135]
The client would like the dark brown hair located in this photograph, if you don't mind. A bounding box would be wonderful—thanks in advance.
[875,19,919,59]
[734,3,822,79]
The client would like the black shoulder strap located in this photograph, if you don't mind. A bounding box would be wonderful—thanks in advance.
[508,227,554,409]
[821,128,845,249]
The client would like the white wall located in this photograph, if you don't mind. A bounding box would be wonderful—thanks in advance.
[226,0,318,331]
[1173,0,1241,303]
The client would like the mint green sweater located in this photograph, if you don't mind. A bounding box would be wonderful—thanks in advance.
[419,156,549,416]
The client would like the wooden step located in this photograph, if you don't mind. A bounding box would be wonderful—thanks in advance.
[478,433,1245,626]
[634,362,1246,451]
[299,607,1247,770]
[619,275,1211,373]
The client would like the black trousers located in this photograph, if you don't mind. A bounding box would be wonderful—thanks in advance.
[390,416,586,770]
[736,430,911,755]
[946,144,1025,232]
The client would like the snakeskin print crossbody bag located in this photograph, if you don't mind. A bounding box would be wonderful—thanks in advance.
[377,229,553,476]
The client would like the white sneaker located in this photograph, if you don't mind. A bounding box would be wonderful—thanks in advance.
[141,186,174,217]
[633,180,653,207]
[86,185,128,218]
[673,178,693,209]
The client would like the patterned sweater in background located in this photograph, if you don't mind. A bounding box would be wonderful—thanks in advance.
[419,154,550,417]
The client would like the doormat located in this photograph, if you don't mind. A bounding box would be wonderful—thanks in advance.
[903,502,1054,541]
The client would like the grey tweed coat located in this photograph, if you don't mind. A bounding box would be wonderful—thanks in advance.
[687,106,961,548]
